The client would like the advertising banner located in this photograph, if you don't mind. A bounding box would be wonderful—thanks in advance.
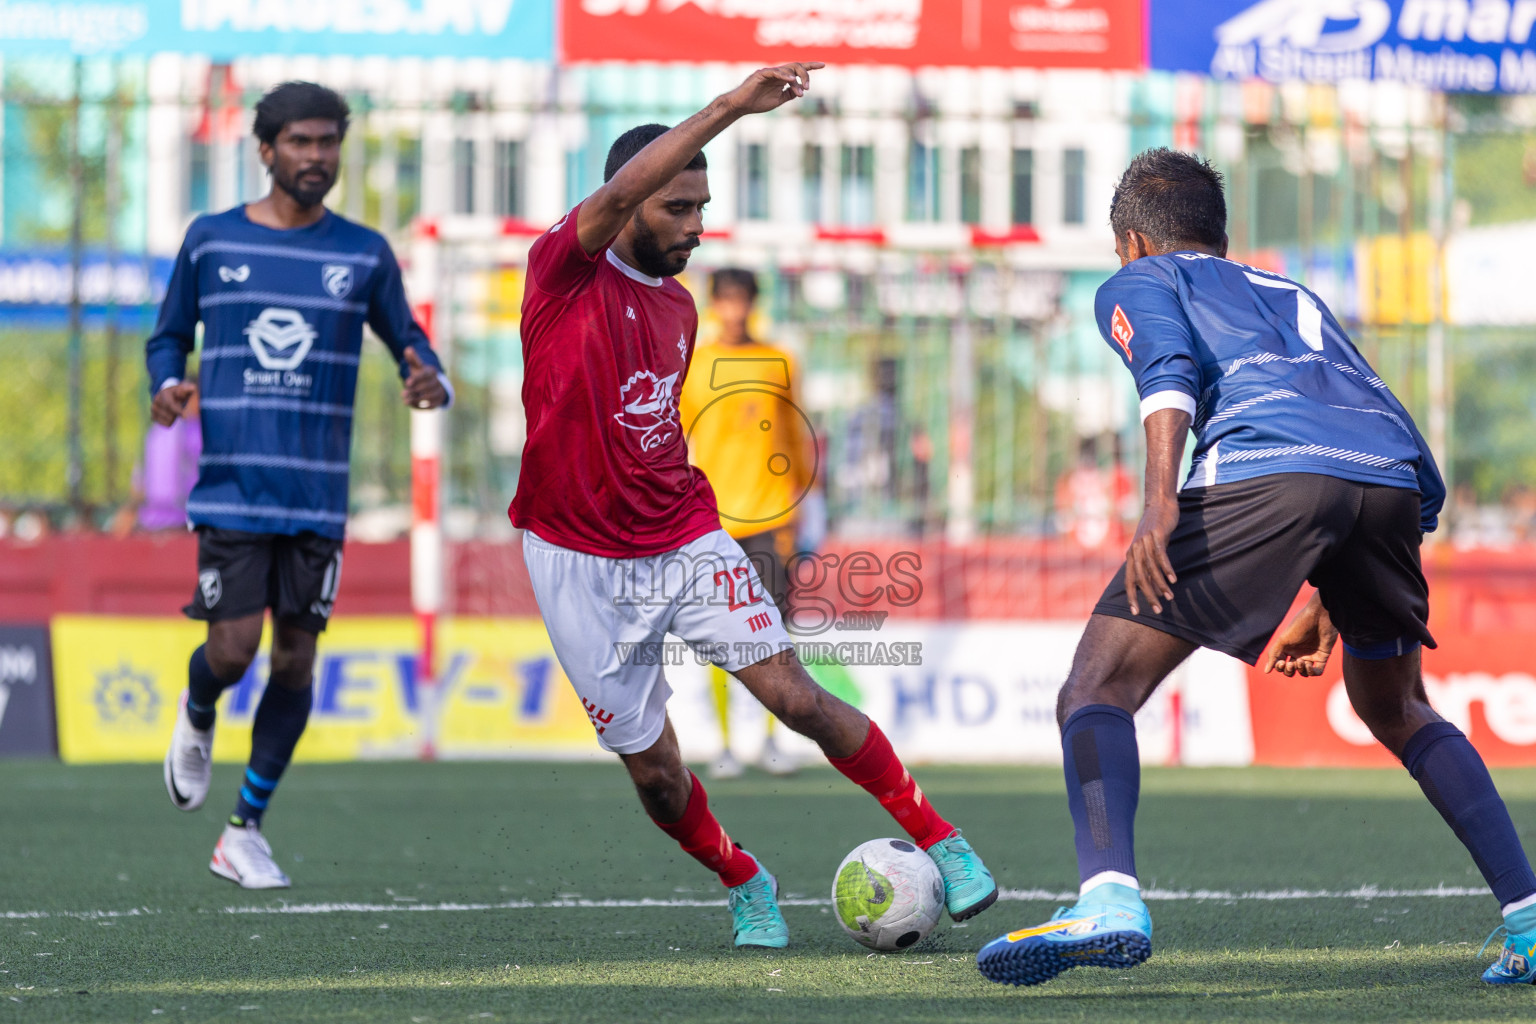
[51,615,1255,765]
[640,622,1254,767]
[51,616,599,763]
[562,0,1144,70]
[1151,0,1536,93]
[0,0,555,59]
[0,624,56,758]
[1248,595,1536,767]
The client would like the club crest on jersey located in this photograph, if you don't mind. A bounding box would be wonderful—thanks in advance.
[245,307,317,371]
[322,263,354,299]
[614,369,680,452]
[198,569,222,608]
[1111,304,1134,361]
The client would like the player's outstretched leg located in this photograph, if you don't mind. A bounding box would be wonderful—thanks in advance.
[978,616,1191,987]
[1342,648,1536,984]
[166,616,262,811]
[734,654,998,922]
[619,717,787,949]
[210,622,316,890]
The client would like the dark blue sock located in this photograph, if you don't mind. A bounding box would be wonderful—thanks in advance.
[232,683,312,827]
[186,645,233,731]
[1402,722,1536,909]
[1062,704,1141,887]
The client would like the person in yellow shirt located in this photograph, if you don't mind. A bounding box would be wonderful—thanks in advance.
[680,268,818,779]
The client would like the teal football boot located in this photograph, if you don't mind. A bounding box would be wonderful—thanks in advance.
[976,882,1152,986]
[1482,924,1536,984]
[727,856,789,949]
[926,829,998,921]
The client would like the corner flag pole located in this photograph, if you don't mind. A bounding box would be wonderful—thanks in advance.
[409,217,445,761]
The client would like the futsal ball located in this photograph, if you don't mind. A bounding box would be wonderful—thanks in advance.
[832,838,945,950]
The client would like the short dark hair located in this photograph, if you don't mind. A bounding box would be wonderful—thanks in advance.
[604,123,707,183]
[253,82,350,147]
[1109,148,1226,251]
[711,268,758,301]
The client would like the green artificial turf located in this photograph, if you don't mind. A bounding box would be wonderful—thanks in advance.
[4,761,1536,1022]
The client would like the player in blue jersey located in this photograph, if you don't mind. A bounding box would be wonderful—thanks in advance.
[148,82,451,888]
[977,149,1536,987]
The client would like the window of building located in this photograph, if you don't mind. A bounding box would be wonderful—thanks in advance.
[739,142,768,220]
[840,144,875,226]
[1012,148,1034,226]
[960,146,982,225]
[494,139,525,218]
[802,144,824,223]
[907,138,940,222]
[1063,148,1086,226]
[453,138,476,216]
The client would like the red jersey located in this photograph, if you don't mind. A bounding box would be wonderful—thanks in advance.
[511,203,721,557]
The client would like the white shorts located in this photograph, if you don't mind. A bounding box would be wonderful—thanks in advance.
[523,529,795,755]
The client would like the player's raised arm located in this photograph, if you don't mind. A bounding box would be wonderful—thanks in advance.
[575,62,824,255]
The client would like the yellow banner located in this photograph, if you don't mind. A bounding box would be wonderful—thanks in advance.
[51,616,600,764]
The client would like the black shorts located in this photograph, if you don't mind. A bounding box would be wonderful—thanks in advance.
[736,526,795,620]
[1095,473,1436,665]
[184,527,345,634]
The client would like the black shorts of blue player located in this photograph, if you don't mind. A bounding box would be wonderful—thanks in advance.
[183,527,344,636]
[1094,472,1436,666]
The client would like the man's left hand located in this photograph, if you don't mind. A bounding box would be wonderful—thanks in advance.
[402,347,448,410]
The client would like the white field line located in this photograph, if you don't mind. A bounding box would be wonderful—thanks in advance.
[1,885,1489,921]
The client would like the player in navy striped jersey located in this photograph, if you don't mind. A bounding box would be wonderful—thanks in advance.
[149,82,451,888]
[978,149,1536,987]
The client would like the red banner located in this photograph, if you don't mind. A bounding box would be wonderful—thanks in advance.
[561,0,1144,69]
[1249,550,1536,768]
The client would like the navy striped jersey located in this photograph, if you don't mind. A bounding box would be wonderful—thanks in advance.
[1096,252,1445,532]
[145,206,446,538]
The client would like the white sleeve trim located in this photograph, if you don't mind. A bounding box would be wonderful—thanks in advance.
[156,377,181,393]
[436,371,456,409]
[1139,390,1196,422]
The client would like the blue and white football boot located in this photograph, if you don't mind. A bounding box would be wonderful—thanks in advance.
[976,882,1152,986]
[727,854,789,949]
[1481,916,1536,985]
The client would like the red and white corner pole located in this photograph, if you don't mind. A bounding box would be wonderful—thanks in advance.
[409,218,444,760]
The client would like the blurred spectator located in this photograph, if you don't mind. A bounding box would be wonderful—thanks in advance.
[1054,435,1136,549]
[112,390,202,536]
[680,267,814,779]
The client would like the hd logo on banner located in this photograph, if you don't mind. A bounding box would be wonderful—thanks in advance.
[51,616,598,763]
[1152,0,1536,92]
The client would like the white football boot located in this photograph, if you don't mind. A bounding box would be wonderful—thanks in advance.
[708,750,745,780]
[163,692,214,811]
[209,821,291,889]
[756,734,800,776]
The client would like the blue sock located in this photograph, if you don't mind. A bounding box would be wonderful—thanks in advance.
[232,683,312,827]
[1401,722,1536,911]
[186,645,233,731]
[1061,704,1140,891]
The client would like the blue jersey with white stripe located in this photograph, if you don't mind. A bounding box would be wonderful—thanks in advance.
[145,206,445,538]
[1096,252,1444,532]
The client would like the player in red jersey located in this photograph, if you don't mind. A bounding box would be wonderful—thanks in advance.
[512,63,997,948]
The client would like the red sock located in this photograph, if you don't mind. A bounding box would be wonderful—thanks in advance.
[829,722,955,850]
[651,771,759,888]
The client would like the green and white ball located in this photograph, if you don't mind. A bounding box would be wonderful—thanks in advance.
[832,838,945,951]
